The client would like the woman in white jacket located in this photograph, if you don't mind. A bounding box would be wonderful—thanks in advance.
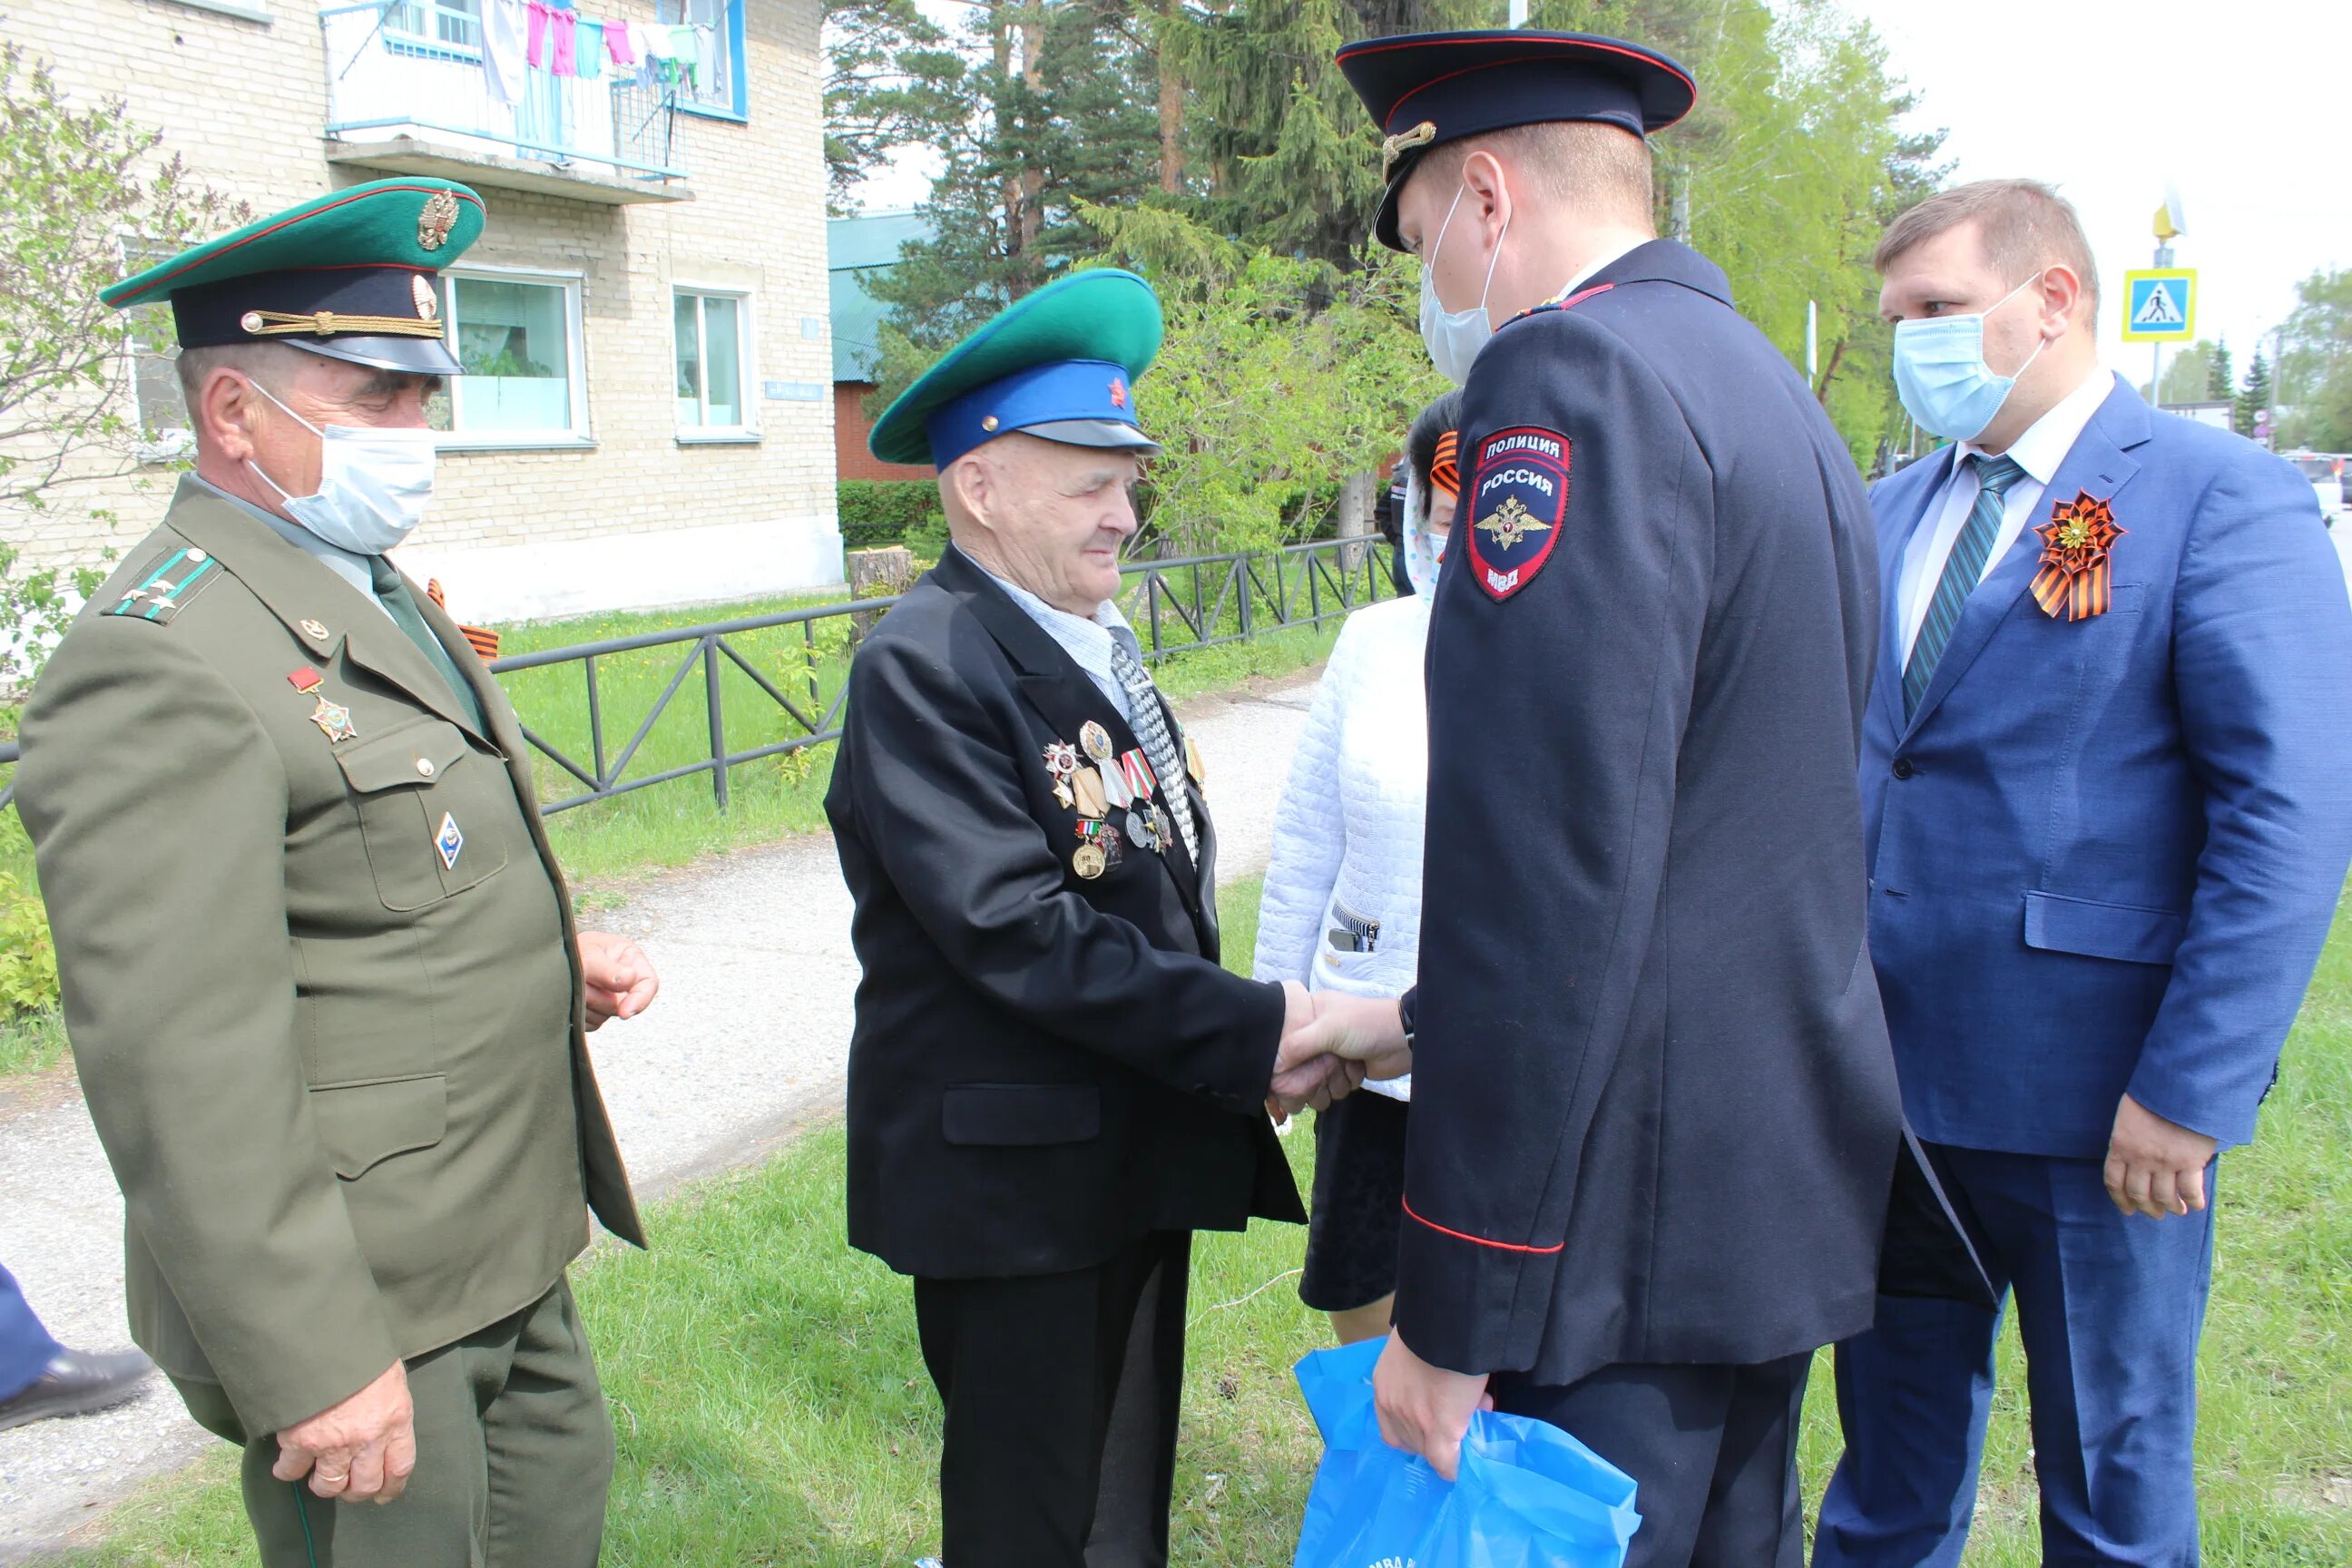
[1255,394,1458,1344]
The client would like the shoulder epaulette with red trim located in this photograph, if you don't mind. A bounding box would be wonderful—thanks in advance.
[1504,280,1617,330]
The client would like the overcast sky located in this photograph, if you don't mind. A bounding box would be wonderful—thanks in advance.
[1817,0,2347,386]
[854,1,2350,387]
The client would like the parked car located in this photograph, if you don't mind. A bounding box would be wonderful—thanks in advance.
[2285,453,2347,528]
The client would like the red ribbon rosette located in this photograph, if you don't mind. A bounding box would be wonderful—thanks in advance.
[2029,490,2125,622]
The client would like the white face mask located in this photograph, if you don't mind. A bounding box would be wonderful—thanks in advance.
[1401,473,1450,597]
[1419,185,1510,387]
[245,378,437,554]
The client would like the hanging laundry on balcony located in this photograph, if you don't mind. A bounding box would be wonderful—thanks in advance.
[622,19,667,89]
[481,0,529,104]
[574,21,603,78]
[640,22,690,93]
[690,24,718,90]
[525,1,579,76]
[603,17,639,71]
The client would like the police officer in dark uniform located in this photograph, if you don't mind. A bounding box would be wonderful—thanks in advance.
[1300,32,1915,1564]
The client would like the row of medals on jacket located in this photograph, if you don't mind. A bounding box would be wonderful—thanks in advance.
[1044,719,1181,881]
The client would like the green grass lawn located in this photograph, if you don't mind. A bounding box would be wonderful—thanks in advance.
[54,876,2352,1565]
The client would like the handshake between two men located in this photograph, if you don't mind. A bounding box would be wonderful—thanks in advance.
[1267,985,1417,1118]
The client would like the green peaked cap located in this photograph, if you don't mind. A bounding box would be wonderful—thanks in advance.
[101,178,487,309]
[868,268,1163,466]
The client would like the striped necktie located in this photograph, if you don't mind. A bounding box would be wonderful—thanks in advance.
[1903,453,2028,718]
[1107,632,1200,863]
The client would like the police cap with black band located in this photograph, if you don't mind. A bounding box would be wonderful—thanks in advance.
[1335,30,1697,251]
[100,178,487,376]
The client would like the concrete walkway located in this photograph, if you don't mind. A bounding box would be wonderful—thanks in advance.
[0,674,1319,1562]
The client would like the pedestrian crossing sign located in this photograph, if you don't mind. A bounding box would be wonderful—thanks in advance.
[2122,269,2196,342]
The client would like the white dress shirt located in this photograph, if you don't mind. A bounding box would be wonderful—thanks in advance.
[958,544,1137,721]
[1896,368,2116,663]
[1554,238,1642,304]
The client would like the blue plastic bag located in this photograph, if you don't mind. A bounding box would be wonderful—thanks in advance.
[1293,1337,1447,1568]
[1292,1338,1642,1568]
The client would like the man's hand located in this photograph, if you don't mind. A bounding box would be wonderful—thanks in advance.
[1373,1330,1493,1483]
[2104,1093,2219,1219]
[579,931,659,1031]
[1292,991,1416,1083]
[270,1361,415,1504]
[1269,981,1361,1117]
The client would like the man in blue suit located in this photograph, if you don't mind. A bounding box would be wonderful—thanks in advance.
[1816,179,2352,1568]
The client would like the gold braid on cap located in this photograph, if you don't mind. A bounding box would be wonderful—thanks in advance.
[238,309,446,340]
[1382,121,1437,175]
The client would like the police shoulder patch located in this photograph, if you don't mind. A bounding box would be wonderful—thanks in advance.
[1465,426,1572,602]
[99,544,224,627]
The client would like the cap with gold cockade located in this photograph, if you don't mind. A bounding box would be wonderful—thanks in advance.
[100,178,487,375]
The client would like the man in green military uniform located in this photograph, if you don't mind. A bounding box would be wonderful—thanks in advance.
[15,179,657,1566]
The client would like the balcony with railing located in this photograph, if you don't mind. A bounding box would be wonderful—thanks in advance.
[320,1,691,205]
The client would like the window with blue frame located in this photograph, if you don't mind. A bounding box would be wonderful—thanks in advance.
[655,0,747,120]
[385,0,482,52]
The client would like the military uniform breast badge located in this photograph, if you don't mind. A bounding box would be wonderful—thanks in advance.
[288,666,358,742]
[1042,740,1083,809]
[1073,816,1127,880]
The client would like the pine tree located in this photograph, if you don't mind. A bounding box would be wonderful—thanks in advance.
[862,0,1161,358]
[2209,338,2234,401]
[2238,349,2273,440]
[821,0,967,212]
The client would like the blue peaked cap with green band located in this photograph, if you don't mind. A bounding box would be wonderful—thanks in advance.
[867,269,1163,467]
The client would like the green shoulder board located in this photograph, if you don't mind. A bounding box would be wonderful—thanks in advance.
[101,544,225,626]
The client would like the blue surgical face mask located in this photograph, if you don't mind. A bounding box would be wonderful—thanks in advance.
[244,378,437,554]
[1890,271,2050,443]
[1419,186,1509,387]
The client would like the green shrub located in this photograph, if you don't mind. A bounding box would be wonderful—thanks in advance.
[838,480,941,549]
[0,871,58,1016]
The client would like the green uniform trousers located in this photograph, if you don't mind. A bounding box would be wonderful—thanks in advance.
[171,1278,611,1568]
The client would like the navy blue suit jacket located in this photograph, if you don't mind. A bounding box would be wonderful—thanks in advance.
[1863,377,2352,1157]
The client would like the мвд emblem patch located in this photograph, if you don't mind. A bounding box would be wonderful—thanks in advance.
[1465,426,1571,601]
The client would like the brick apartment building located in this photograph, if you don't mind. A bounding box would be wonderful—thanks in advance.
[7,0,840,622]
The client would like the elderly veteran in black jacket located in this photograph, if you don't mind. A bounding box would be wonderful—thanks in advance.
[824,268,1358,1568]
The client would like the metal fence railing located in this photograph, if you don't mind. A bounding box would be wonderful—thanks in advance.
[0,537,1393,821]
[497,536,1394,816]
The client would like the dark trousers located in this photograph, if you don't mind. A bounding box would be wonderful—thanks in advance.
[1492,1353,1811,1568]
[914,1230,1192,1568]
[172,1278,612,1568]
[1815,1145,2216,1568]
[0,1262,64,1403]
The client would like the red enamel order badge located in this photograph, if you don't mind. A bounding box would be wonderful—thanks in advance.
[1465,426,1573,601]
